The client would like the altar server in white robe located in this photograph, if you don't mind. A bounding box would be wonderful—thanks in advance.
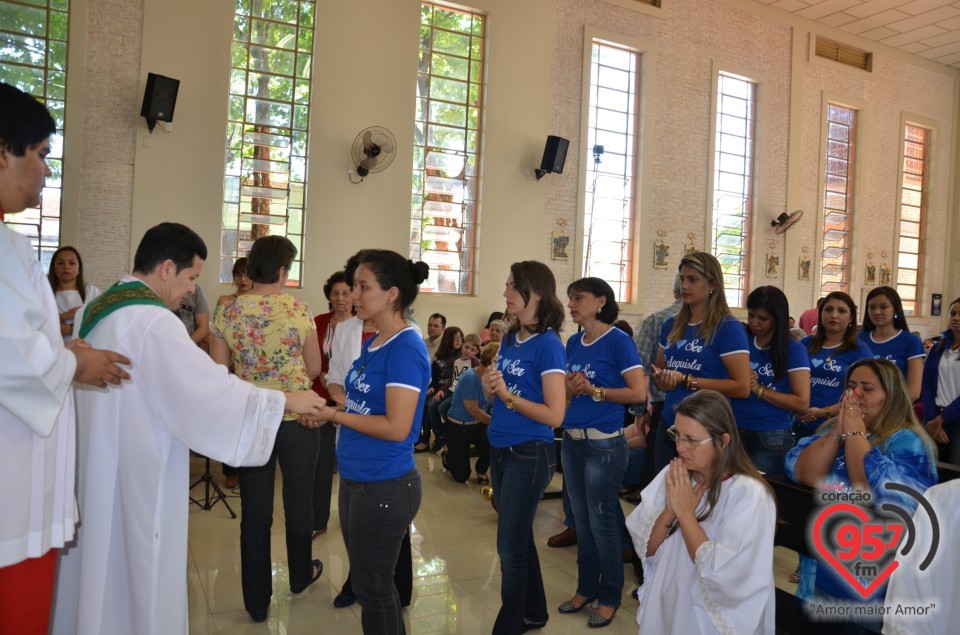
[625,390,776,635]
[0,82,131,635]
[883,480,960,634]
[51,223,325,635]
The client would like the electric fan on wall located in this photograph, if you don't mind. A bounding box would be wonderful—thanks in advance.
[349,126,397,183]
[771,210,803,234]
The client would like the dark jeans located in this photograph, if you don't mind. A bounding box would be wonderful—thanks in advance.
[340,469,422,635]
[239,420,320,614]
[490,441,556,635]
[340,528,413,606]
[418,395,448,445]
[562,433,628,607]
[739,427,793,477]
[444,421,490,482]
[312,422,337,530]
[939,418,960,465]
[642,400,665,485]
[652,409,677,475]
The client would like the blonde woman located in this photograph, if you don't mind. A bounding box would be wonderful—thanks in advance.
[786,358,937,601]
[650,252,750,473]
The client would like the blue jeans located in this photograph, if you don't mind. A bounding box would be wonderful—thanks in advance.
[339,469,422,635]
[490,441,556,635]
[561,433,628,607]
[239,420,320,614]
[739,427,793,476]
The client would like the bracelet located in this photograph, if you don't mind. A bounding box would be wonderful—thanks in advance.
[844,431,868,442]
[331,410,338,425]
[757,386,765,400]
[504,392,520,411]
[829,431,843,445]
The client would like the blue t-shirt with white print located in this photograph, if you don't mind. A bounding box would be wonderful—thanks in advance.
[488,329,566,448]
[800,336,873,432]
[731,336,810,431]
[659,315,749,427]
[337,327,431,482]
[563,327,643,433]
[858,329,925,378]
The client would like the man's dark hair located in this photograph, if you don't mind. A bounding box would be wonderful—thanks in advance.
[133,223,207,274]
[429,313,447,327]
[0,83,56,156]
[246,235,296,284]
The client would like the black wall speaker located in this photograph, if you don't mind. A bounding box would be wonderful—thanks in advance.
[536,135,569,179]
[140,73,180,132]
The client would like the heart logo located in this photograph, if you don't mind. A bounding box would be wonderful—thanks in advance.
[811,503,904,598]
[570,364,582,372]
[348,370,358,385]
[676,339,687,348]
[750,362,759,370]
[812,359,823,368]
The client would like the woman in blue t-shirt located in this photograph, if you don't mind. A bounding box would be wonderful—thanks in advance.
[558,277,646,628]
[860,286,925,401]
[481,261,567,635]
[797,291,873,437]
[730,286,810,476]
[651,252,750,473]
[307,249,431,635]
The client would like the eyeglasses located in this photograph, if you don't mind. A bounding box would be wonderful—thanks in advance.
[666,426,713,448]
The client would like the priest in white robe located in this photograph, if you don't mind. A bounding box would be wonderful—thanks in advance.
[883,480,960,634]
[1,82,130,635]
[51,223,324,635]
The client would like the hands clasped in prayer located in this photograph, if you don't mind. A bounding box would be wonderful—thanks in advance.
[564,370,594,397]
[663,458,706,524]
[832,388,868,439]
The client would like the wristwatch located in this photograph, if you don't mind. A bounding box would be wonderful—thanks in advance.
[592,386,605,403]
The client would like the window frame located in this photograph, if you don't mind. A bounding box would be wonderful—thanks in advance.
[705,67,759,309]
[410,1,487,297]
[815,93,865,299]
[895,114,936,316]
[0,0,70,267]
[219,0,315,288]
[575,27,652,312]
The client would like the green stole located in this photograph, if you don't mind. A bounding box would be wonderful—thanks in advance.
[78,280,169,339]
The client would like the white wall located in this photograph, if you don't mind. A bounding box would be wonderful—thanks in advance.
[62,0,960,339]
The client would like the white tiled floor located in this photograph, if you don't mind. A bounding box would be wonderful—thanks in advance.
[187,453,798,634]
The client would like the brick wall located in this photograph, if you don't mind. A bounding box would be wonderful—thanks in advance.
[75,0,144,289]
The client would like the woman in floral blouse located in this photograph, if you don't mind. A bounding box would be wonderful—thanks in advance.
[210,236,323,623]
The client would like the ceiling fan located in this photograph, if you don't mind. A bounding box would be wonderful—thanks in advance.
[771,209,803,234]
[349,126,397,183]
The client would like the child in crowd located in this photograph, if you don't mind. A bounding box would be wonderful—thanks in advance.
[441,334,482,427]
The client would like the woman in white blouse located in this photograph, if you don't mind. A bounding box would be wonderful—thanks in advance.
[626,390,776,635]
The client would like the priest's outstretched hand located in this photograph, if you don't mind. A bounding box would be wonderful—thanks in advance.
[283,389,325,420]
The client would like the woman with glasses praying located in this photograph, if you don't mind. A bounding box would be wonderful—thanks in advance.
[625,390,776,635]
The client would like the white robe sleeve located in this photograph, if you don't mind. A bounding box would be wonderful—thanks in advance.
[691,478,777,635]
[625,466,670,602]
[132,310,285,466]
[0,225,76,437]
